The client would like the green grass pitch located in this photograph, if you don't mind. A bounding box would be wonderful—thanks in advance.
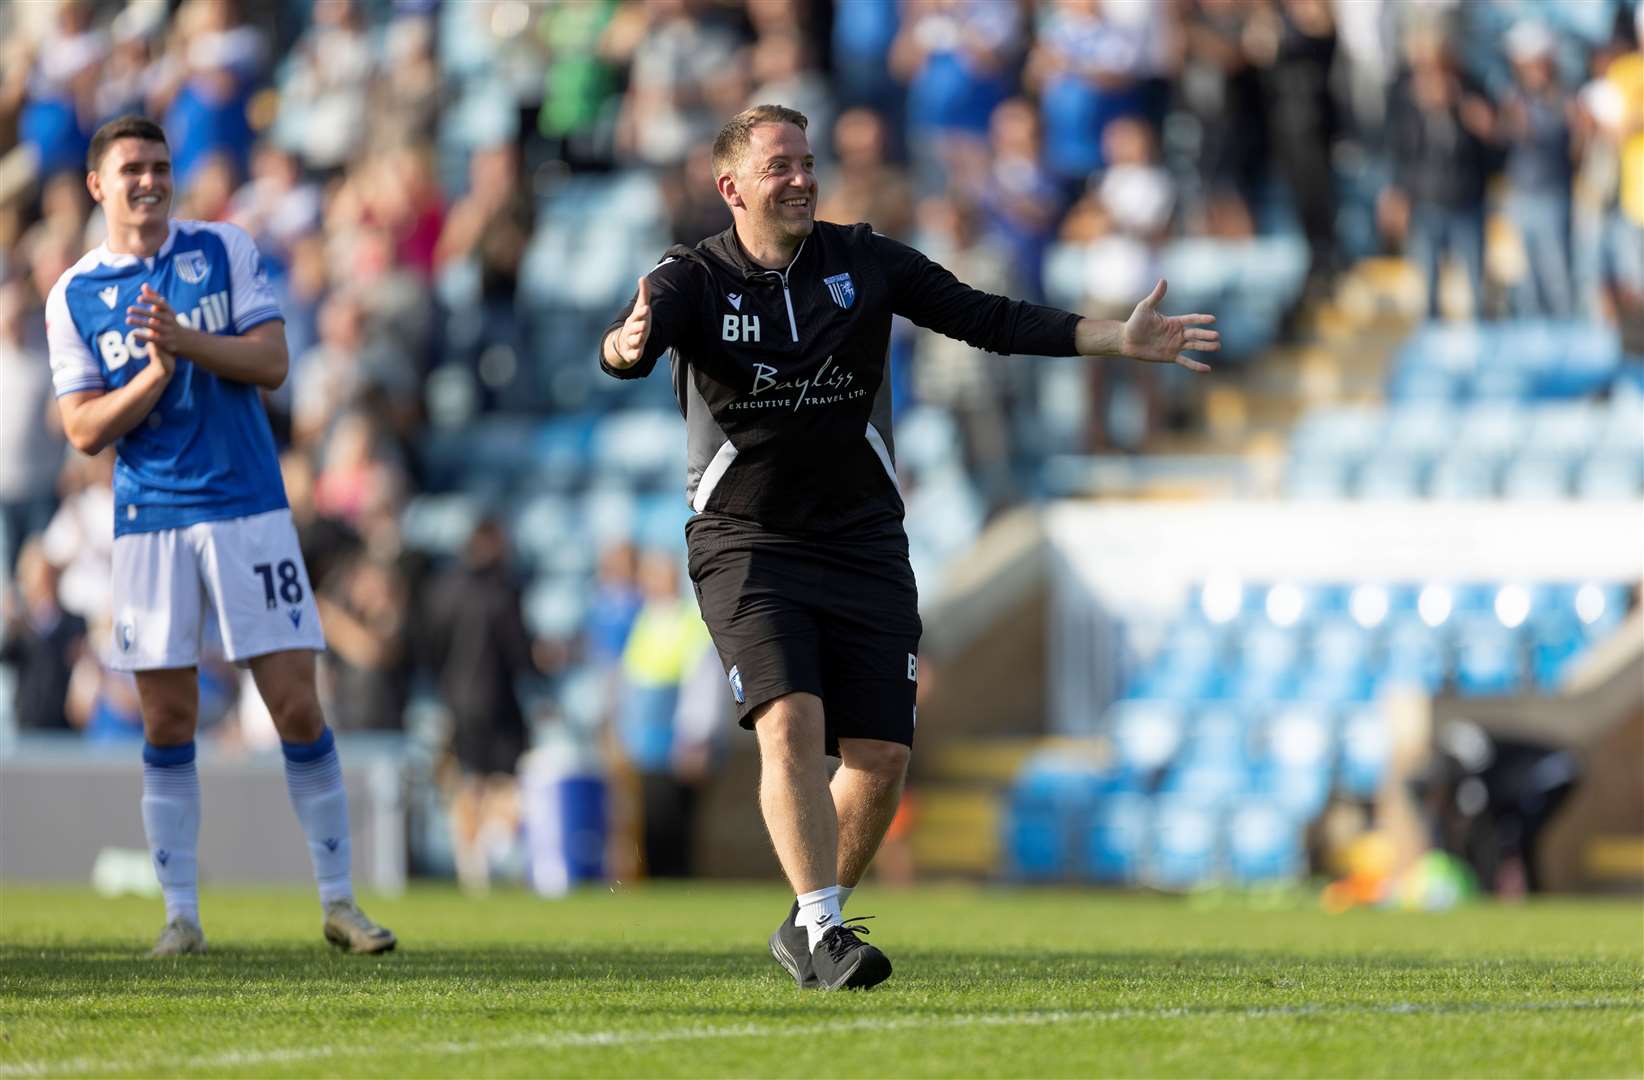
[1,883,1639,1077]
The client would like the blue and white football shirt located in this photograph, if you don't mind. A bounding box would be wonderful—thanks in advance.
[45,219,288,537]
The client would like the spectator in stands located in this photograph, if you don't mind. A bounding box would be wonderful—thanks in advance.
[1025,0,1151,198]
[1501,22,1578,318]
[1060,117,1179,449]
[425,517,543,892]
[281,451,361,604]
[1061,116,1177,316]
[910,195,1023,512]
[317,550,410,732]
[15,0,104,182]
[1381,27,1497,320]
[816,107,915,240]
[979,97,1063,301]
[0,260,64,572]
[93,4,164,123]
[662,143,734,247]
[228,143,324,265]
[39,451,113,625]
[611,0,743,169]
[616,550,715,878]
[749,31,834,167]
[272,0,374,176]
[533,0,622,169]
[369,16,443,152]
[1,538,85,730]
[149,0,265,187]
[174,151,238,223]
[831,0,903,129]
[892,0,1021,189]
[1249,0,1339,299]
[1179,0,1266,238]
[65,626,143,742]
[1583,10,1644,352]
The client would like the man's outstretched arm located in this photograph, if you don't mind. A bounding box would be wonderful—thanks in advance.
[877,234,1217,371]
[1073,279,1218,372]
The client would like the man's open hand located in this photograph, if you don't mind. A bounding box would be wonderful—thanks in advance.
[610,275,653,366]
[1120,279,1219,373]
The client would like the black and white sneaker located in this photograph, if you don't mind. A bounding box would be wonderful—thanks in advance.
[769,901,819,988]
[810,918,892,991]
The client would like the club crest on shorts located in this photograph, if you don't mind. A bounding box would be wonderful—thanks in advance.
[824,272,855,309]
[118,620,135,653]
[728,665,744,704]
[175,250,210,285]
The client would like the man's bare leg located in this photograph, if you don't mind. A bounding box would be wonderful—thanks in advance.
[832,737,910,889]
[752,692,835,894]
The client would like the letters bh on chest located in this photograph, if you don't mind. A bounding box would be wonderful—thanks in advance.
[723,313,761,343]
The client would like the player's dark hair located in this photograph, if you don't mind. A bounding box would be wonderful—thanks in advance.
[87,115,169,172]
[712,104,809,179]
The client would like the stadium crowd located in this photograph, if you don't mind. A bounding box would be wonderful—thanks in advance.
[1,0,1640,878]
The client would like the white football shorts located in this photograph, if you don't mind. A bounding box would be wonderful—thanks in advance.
[108,508,325,671]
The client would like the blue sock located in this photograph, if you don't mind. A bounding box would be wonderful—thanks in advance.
[141,741,200,925]
[281,728,354,907]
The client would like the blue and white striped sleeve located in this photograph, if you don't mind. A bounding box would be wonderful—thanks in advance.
[210,222,282,334]
[45,276,104,398]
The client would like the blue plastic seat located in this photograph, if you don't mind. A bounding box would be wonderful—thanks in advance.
[1108,700,1188,776]
[1500,454,1572,500]
[1355,455,1428,501]
[1083,792,1151,884]
[1426,452,1499,500]
[1148,797,1222,889]
[1453,616,1524,696]
[1576,453,1643,499]
[1227,801,1305,883]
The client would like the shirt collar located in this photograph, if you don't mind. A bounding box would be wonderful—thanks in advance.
[95,220,179,268]
[707,225,809,285]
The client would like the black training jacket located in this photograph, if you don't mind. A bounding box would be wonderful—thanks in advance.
[601,221,1081,536]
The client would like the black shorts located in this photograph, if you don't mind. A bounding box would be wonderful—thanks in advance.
[686,514,922,756]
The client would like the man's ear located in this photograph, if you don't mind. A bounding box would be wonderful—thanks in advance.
[717,172,745,211]
[86,170,103,205]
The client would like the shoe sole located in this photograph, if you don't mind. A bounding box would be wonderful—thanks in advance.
[326,929,397,955]
[818,948,892,992]
[768,930,819,989]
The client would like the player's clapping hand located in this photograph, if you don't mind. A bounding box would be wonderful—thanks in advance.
[612,275,653,365]
[1121,279,1219,373]
[127,283,188,371]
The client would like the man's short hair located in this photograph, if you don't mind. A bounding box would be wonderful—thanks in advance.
[711,104,809,179]
[87,115,169,172]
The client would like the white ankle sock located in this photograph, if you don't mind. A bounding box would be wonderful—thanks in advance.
[795,885,843,952]
[281,728,354,907]
[838,884,855,912]
[141,742,200,926]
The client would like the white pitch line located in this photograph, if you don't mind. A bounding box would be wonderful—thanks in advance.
[0,999,1635,1078]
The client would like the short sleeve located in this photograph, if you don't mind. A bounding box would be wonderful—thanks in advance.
[45,277,104,398]
[203,221,282,333]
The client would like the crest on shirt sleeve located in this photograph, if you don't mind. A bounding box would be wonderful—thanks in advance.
[175,250,210,284]
[823,272,855,309]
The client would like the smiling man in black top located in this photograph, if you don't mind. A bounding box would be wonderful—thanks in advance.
[601,104,1218,991]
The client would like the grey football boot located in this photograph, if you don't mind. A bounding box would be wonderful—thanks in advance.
[150,916,207,957]
[323,899,397,954]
